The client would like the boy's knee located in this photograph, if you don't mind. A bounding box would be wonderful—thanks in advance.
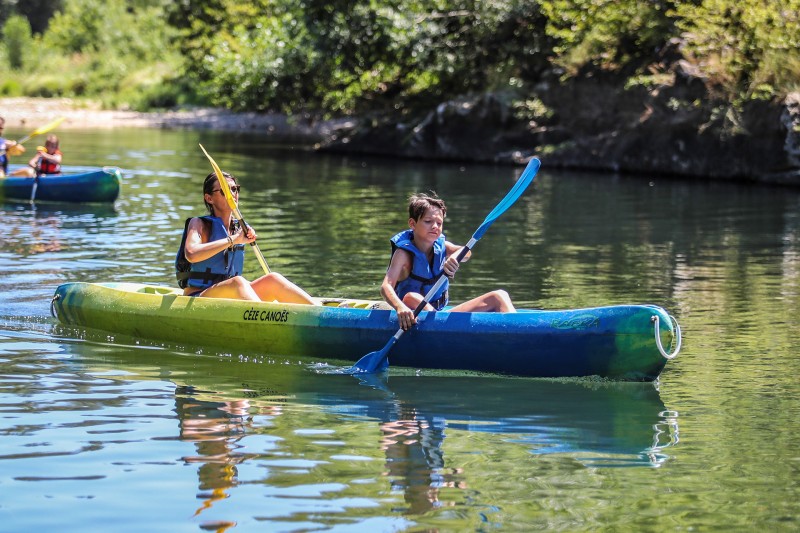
[402,293,420,307]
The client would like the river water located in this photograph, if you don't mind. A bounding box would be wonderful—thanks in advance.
[0,127,798,531]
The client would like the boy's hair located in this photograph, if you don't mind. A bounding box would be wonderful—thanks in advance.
[45,134,59,147]
[408,192,447,221]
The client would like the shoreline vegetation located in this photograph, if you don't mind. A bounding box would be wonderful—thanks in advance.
[2,2,800,185]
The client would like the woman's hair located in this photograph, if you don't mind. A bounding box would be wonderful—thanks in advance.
[408,191,447,221]
[203,171,238,215]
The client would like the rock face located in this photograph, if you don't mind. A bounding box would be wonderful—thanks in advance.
[320,68,800,186]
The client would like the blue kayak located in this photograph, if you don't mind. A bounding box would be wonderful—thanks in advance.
[0,167,121,203]
[51,282,681,381]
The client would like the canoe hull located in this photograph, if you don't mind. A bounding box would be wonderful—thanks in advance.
[51,282,679,380]
[0,167,121,202]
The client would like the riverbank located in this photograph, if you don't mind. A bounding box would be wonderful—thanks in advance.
[1,97,342,141]
[4,92,799,186]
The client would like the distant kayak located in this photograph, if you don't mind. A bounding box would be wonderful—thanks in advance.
[0,166,121,203]
[51,282,681,381]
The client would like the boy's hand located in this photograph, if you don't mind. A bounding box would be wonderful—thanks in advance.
[443,255,460,278]
[397,304,416,331]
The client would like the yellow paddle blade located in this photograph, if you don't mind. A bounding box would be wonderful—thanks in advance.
[17,116,66,145]
[198,143,238,211]
[30,116,65,137]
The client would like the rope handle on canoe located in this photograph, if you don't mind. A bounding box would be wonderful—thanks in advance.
[651,314,681,360]
[50,293,60,318]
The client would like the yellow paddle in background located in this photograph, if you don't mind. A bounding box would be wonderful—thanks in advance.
[15,116,66,146]
[199,143,271,275]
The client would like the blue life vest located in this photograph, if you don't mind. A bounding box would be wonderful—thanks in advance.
[175,216,245,290]
[390,229,449,310]
[0,138,8,174]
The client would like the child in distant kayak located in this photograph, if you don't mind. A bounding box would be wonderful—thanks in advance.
[382,192,515,331]
[0,116,25,177]
[11,134,62,177]
[175,170,317,304]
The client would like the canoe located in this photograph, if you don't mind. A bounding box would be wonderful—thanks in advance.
[50,282,681,381]
[0,167,121,203]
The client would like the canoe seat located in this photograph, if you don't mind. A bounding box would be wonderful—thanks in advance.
[140,286,182,295]
[319,298,392,311]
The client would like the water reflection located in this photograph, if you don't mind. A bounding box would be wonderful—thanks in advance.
[75,346,678,521]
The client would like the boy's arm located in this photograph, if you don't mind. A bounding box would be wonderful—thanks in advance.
[381,249,417,330]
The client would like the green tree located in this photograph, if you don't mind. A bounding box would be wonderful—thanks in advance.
[3,13,31,69]
[173,0,550,114]
[539,0,676,74]
[672,0,800,100]
[0,0,63,34]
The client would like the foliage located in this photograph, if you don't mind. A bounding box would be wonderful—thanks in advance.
[1,0,799,113]
[0,0,63,34]
[170,0,550,115]
[671,0,800,100]
[2,13,31,68]
[539,0,676,74]
[1,0,188,108]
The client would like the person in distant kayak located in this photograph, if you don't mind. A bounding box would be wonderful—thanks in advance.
[11,134,62,177]
[382,192,515,330]
[0,117,25,177]
[175,170,317,304]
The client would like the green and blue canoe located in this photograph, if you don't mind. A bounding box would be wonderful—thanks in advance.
[0,167,120,203]
[51,282,681,381]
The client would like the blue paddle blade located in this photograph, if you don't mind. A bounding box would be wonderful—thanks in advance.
[474,157,540,240]
[347,337,395,374]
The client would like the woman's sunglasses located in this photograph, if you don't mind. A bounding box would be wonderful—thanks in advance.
[211,186,241,194]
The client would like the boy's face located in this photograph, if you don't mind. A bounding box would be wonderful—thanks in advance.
[45,141,57,154]
[409,206,444,245]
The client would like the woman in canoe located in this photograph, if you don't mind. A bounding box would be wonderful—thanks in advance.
[175,171,317,304]
[382,192,515,330]
[0,116,25,177]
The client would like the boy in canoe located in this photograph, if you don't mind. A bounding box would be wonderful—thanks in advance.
[175,171,317,304]
[0,117,25,177]
[382,192,515,330]
[11,134,62,177]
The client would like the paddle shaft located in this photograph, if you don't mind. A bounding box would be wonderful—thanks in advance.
[30,167,42,203]
[233,206,271,275]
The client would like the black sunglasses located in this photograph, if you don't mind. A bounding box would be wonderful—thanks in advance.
[211,186,241,194]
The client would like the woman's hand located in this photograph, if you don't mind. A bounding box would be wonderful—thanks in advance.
[232,224,257,244]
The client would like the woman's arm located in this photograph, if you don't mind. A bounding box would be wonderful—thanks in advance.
[182,218,231,264]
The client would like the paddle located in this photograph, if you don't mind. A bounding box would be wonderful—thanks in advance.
[30,166,42,203]
[16,116,65,146]
[347,157,541,374]
[199,144,271,275]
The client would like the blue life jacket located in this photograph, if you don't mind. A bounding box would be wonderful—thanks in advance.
[0,138,8,174]
[390,229,449,310]
[175,216,245,290]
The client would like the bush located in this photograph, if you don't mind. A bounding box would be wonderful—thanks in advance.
[3,14,32,69]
